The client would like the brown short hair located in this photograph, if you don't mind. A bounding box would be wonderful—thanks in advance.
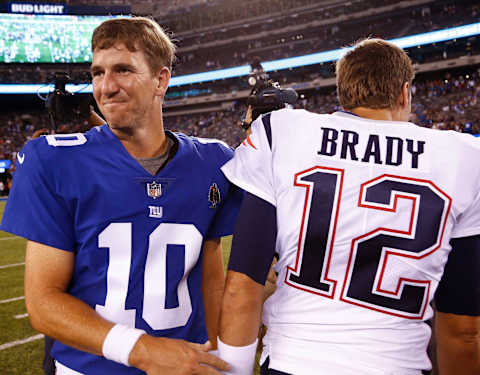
[92,17,176,74]
[336,38,414,110]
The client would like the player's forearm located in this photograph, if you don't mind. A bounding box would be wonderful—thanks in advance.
[435,312,480,375]
[437,335,480,374]
[26,289,114,356]
[219,270,264,346]
[25,240,116,357]
[202,270,224,349]
[202,238,225,349]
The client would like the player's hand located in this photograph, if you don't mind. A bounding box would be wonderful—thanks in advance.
[129,335,230,374]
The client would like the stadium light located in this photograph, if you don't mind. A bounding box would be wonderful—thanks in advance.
[169,21,480,87]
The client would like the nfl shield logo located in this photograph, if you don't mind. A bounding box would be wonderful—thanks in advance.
[147,181,162,199]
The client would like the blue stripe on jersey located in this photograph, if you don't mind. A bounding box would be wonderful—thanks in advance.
[262,113,273,149]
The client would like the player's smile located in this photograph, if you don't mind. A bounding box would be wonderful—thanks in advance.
[102,101,128,108]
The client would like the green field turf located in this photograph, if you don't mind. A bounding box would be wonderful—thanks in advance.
[0,200,44,375]
[0,200,260,374]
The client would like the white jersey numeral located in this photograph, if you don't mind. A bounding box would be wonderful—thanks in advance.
[96,223,136,325]
[45,133,87,146]
[144,223,202,330]
[95,222,202,329]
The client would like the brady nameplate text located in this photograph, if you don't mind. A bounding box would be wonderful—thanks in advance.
[317,126,425,169]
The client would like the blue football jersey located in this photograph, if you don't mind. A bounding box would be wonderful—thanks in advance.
[1,125,242,374]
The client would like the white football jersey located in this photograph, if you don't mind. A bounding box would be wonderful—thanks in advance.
[221,109,480,375]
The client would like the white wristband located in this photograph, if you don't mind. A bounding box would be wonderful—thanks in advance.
[102,324,146,367]
[217,337,258,375]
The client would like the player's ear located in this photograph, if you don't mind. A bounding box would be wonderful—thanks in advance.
[154,66,171,98]
[399,81,411,109]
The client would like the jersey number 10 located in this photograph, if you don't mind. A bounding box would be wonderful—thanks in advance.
[95,223,201,330]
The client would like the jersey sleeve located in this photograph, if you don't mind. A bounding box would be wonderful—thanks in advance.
[206,182,244,239]
[203,141,244,239]
[0,139,76,251]
[451,189,480,238]
[221,113,276,206]
[451,137,480,238]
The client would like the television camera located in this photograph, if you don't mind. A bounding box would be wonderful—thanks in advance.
[45,72,93,130]
[241,57,298,130]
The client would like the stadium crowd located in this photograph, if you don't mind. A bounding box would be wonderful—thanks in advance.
[171,0,480,75]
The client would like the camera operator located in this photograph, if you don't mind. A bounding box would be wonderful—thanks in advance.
[242,58,297,131]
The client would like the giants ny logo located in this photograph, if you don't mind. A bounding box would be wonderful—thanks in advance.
[148,206,163,219]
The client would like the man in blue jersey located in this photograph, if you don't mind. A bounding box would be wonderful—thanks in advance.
[1,17,240,375]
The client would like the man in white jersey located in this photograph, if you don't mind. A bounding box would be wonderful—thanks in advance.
[217,39,480,375]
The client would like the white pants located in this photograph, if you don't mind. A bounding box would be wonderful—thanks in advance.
[55,361,84,375]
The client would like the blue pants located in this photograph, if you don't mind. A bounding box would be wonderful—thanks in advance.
[260,357,292,375]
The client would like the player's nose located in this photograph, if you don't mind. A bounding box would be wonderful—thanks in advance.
[100,70,120,97]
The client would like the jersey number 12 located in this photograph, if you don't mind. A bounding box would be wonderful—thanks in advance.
[286,166,451,319]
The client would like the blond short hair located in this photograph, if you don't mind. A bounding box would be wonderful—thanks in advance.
[92,17,176,74]
[336,38,414,110]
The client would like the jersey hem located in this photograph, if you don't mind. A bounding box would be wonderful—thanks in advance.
[264,351,424,375]
[55,361,84,375]
[450,227,480,238]
[0,225,74,252]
